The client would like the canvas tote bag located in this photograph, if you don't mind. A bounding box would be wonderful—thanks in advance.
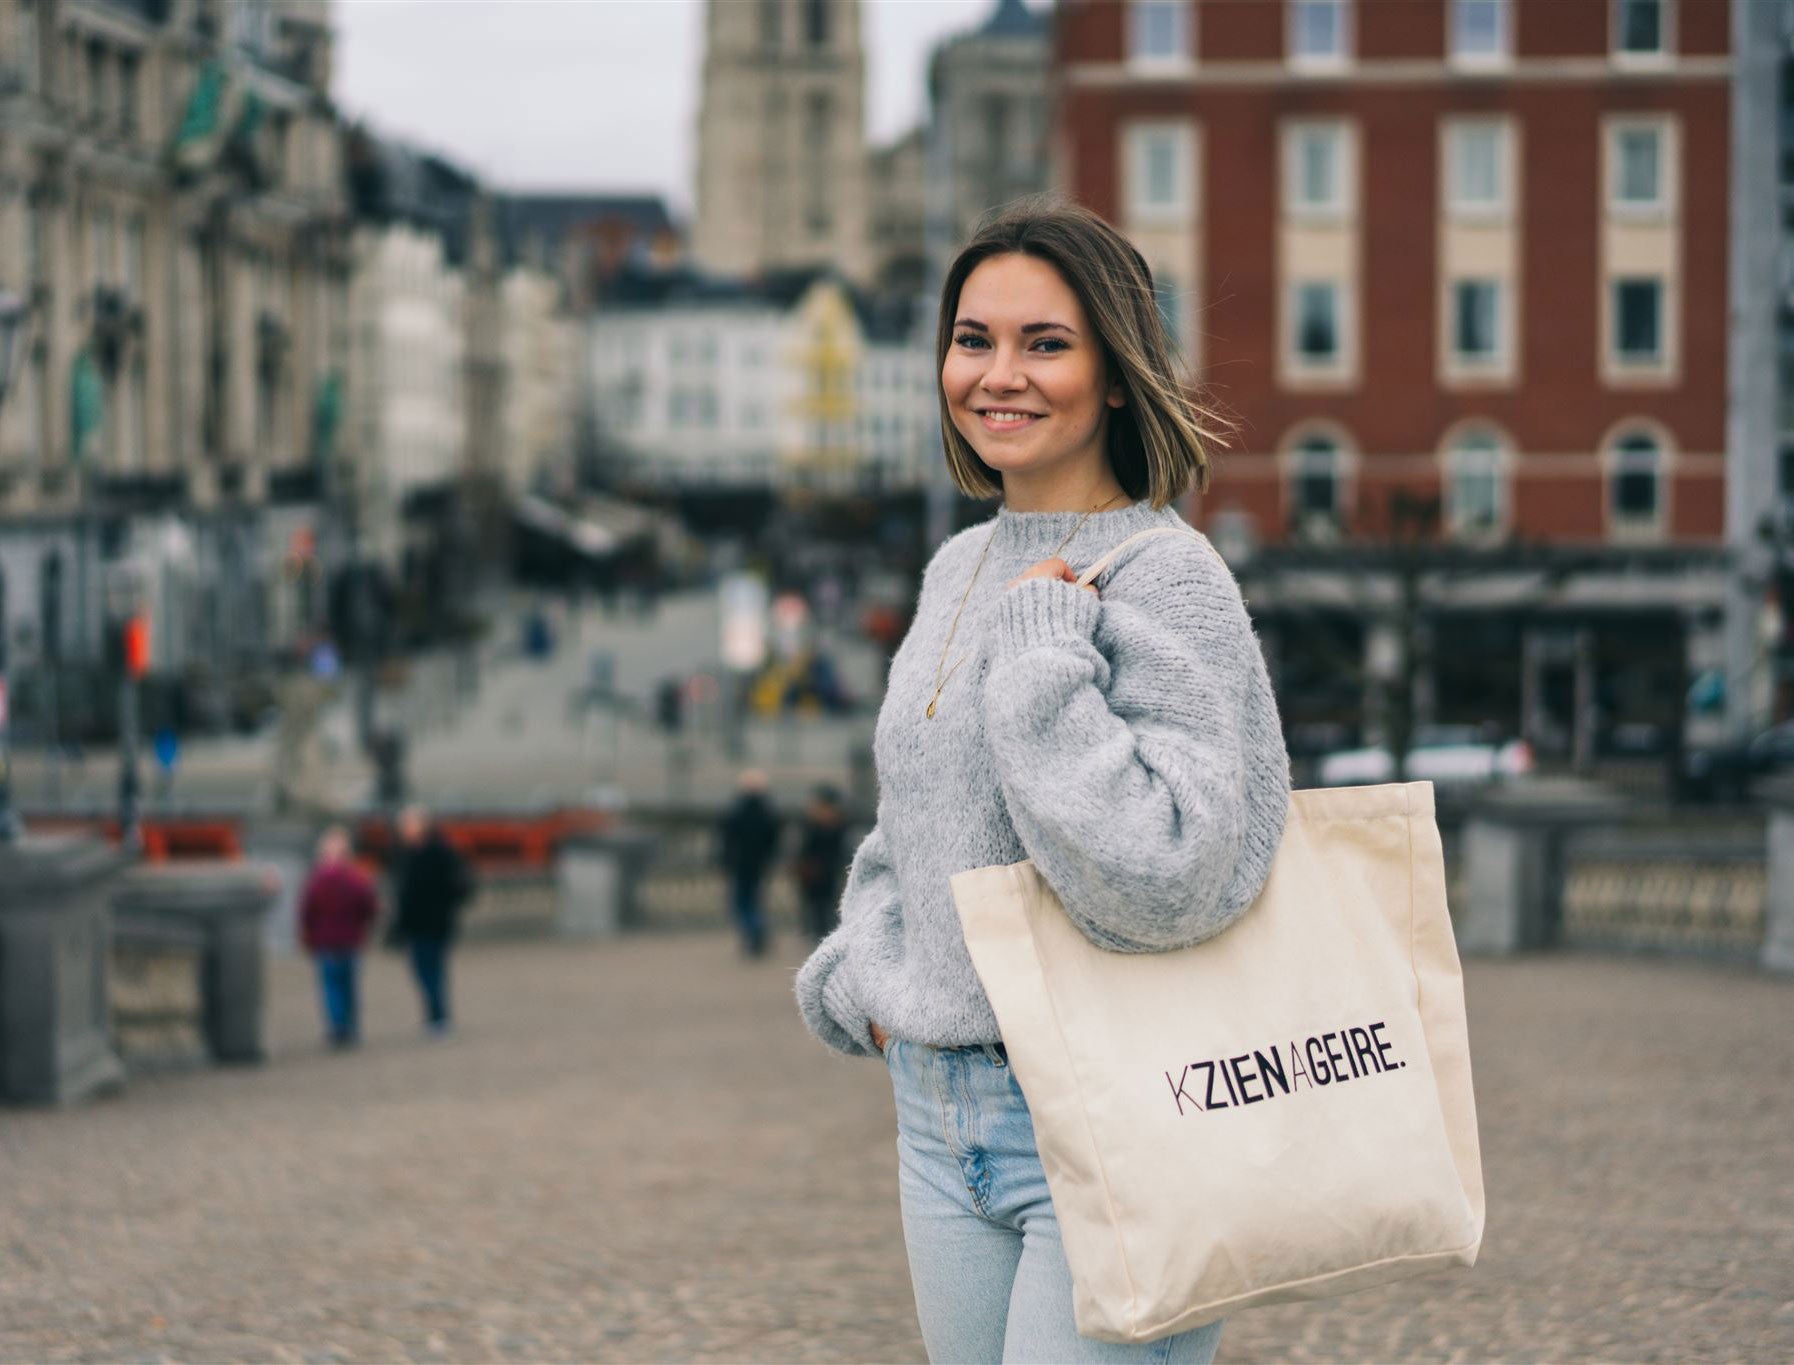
[950,527,1485,1345]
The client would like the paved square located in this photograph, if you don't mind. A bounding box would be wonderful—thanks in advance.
[1,936,1789,1361]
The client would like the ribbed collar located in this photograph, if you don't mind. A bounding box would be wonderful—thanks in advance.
[989,498,1179,559]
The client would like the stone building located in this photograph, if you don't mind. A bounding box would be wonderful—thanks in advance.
[925,0,1052,281]
[0,0,349,731]
[692,0,871,285]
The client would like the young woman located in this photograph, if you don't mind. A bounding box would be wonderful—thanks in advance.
[795,198,1291,1363]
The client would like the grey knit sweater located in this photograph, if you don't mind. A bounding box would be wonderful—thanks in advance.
[794,499,1291,1058]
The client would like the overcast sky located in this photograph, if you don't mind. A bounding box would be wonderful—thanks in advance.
[333,0,1044,216]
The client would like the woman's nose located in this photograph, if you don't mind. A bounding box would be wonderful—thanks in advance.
[980,348,1026,393]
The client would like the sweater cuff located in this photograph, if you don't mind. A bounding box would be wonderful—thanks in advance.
[995,575,1101,657]
[795,935,877,1058]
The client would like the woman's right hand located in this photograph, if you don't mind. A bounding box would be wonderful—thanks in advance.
[869,1020,890,1054]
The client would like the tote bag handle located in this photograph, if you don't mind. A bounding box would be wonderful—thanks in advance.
[1073,525,1207,590]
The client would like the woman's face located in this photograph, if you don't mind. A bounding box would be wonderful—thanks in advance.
[942,252,1124,487]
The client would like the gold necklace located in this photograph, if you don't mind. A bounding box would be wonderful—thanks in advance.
[925,491,1125,719]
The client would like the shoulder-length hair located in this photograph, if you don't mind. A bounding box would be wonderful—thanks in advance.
[936,194,1230,506]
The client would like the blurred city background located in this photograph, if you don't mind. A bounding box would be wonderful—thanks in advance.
[0,0,1791,1360]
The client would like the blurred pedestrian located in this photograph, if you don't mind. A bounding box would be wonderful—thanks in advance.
[792,784,849,944]
[298,825,380,1049]
[391,805,475,1037]
[718,769,781,957]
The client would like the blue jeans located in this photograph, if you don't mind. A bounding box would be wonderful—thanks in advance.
[408,937,451,1027]
[728,872,768,956]
[886,1038,1223,1365]
[315,951,360,1044]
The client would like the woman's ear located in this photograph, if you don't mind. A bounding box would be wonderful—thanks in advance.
[1106,378,1127,409]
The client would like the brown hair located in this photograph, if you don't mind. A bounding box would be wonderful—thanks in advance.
[936,194,1230,506]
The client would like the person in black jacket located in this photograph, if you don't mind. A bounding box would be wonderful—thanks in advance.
[717,768,782,958]
[391,805,475,1036]
[792,784,849,945]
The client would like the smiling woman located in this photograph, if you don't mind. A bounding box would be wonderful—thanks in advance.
[795,196,1291,1364]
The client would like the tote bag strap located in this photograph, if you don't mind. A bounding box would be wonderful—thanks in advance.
[1073,525,1207,590]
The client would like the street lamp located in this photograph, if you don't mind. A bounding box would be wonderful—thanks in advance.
[0,290,36,842]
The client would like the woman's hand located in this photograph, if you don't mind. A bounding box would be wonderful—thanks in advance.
[869,1020,890,1053]
[1007,557,1098,596]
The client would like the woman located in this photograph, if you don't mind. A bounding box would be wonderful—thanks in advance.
[794,198,1291,1363]
[298,825,381,1049]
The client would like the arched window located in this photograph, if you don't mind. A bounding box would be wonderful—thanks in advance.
[804,0,829,47]
[1291,432,1343,537]
[1444,424,1506,538]
[1608,426,1662,533]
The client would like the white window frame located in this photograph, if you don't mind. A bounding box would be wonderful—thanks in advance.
[1612,0,1673,64]
[1281,426,1356,539]
[1289,278,1345,371]
[1449,0,1510,68]
[1123,121,1195,226]
[1604,424,1670,540]
[1449,277,1506,370]
[1282,120,1353,222]
[1127,0,1191,68]
[1289,0,1350,71]
[1606,116,1676,219]
[1442,424,1510,540]
[1443,119,1512,220]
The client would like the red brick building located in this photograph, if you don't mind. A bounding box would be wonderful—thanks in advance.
[1051,0,1746,772]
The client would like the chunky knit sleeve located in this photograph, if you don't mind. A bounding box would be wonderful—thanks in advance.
[794,822,895,1057]
[981,535,1290,953]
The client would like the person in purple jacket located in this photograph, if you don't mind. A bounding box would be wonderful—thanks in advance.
[298,825,381,1049]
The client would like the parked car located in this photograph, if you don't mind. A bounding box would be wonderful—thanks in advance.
[1317,725,1535,789]
[1679,720,1794,802]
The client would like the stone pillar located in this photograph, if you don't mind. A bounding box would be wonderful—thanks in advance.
[112,863,279,1065]
[0,836,133,1105]
[557,831,658,938]
[1761,779,1794,974]
[1459,778,1629,955]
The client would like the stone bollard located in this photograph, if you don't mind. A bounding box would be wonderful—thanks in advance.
[112,863,280,1065]
[1459,777,1630,955]
[1762,779,1794,974]
[557,830,659,938]
[0,836,133,1105]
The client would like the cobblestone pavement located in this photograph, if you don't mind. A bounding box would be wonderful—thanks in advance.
[2,939,1790,1363]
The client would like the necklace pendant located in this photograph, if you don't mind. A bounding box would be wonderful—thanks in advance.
[925,696,938,719]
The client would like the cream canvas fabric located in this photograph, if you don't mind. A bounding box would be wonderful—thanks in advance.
[951,775,1485,1344]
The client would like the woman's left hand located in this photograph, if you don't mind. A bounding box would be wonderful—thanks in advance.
[1007,557,1098,596]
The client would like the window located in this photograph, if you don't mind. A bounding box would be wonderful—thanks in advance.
[1285,123,1348,217]
[1446,428,1505,536]
[90,209,115,286]
[1615,0,1667,57]
[1290,0,1348,66]
[804,0,829,48]
[1446,121,1507,214]
[1453,280,1501,363]
[1778,440,1794,503]
[1292,436,1342,530]
[118,52,138,138]
[1128,1,1188,64]
[984,95,1010,167]
[1294,282,1340,363]
[1613,278,1663,363]
[1154,275,1181,344]
[124,215,145,296]
[760,0,781,48]
[1612,125,1664,209]
[804,91,832,234]
[1450,0,1509,64]
[1124,123,1192,222]
[1610,431,1661,526]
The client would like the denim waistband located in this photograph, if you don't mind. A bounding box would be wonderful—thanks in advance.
[911,1039,1008,1065]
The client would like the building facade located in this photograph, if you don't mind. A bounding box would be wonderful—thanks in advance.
[693,0,872,284]
[0,0,350,731]
[1054,0,1751,769]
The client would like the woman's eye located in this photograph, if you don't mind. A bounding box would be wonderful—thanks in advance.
[954,333,988,350]
[1032,338,1068,354]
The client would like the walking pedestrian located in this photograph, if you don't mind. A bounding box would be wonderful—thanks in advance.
[794,199,1292,1363]
[298,825,380,1049]
[390,805,474,1037]
[791,784,848,944]
[717,768,781,957]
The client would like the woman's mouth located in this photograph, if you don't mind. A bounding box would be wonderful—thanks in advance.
[977,409,1045,433]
